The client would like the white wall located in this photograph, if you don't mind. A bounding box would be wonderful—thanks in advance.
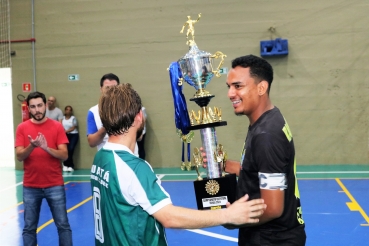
[0,68,14,167]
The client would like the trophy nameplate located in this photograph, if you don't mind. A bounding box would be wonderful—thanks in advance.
[193,174,237,210]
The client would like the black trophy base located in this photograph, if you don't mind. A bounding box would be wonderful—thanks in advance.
[193,174,237,210]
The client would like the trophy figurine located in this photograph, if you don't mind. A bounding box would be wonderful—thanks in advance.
[214,144,228,177]
[192,147,204,181]
[168,14,237,210]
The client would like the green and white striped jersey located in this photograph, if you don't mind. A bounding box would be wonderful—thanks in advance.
[90,142,172,246]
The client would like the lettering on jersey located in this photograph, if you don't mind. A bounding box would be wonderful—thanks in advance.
[96,167,104,176]
[93,187,104,243]
[293,157,304,224]
[297,206,304,224]
[103,171,109,182]
[91,164,109,189]
[293,157,300,199]
[282,117,292,142]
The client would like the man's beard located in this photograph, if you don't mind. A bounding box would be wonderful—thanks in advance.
[30,111,46,121]
[136,120,145,140]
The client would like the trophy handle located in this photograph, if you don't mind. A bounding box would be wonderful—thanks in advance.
[210,51,227,78]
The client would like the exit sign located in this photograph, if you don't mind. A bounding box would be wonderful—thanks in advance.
[219,67,228,74]
[68,74,79,81]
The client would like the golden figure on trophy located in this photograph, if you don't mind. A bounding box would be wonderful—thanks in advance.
[180,13,202,45]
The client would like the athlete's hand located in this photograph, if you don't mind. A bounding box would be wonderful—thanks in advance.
[223,194,266,226]
[199,147,207,168]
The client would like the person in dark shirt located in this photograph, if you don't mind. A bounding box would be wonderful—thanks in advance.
[225,55,306,245]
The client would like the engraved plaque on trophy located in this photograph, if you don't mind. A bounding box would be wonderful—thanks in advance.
[170,13,237,210]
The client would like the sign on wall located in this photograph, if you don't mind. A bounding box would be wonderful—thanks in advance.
[68,74,80,81]
[22,82,31,92]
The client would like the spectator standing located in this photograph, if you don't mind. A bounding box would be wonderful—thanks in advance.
[15,91,73,246]
[86,73,138,155]
[46,96,63,123]
[62,105,79,172]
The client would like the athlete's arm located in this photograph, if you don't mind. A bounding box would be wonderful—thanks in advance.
[224,188,284,229]
[227,172,286,228]
[153,195,266,229]
[87,127,106,147]
[242,132,287,226]
[257,189,284,223]
[86,110,106,147]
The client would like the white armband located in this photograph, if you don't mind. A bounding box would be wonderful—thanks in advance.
[258,172,287,190]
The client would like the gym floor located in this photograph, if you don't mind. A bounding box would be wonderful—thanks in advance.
[0,165,368,246]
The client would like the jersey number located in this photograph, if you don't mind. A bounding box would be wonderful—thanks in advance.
[93,187,104,243]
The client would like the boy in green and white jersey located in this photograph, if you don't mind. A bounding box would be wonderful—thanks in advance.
[91,143,170,245]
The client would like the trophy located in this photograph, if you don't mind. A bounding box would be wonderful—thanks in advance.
[169,13,237,210]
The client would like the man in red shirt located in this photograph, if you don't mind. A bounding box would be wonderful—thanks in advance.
[15,91,73,246]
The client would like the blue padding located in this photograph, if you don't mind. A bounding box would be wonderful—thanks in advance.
[260,38,288,57]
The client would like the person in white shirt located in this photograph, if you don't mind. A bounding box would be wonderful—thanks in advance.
[86,73,138,155]
[62,105,79,171]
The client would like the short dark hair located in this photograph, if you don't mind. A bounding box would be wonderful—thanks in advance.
[100,73,120,87]
[26,91,46,105]
[64,105,73,111]
[232,55,273,93]
[99,84,142,136]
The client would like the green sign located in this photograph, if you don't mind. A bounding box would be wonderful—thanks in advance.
[219,67,228,75]
[68,74,79,81]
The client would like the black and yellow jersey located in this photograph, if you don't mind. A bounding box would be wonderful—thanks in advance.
[237,107,306,245]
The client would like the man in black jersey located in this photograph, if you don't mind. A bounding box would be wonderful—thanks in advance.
[225,55,306,245]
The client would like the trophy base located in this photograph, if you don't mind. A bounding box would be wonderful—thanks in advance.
[193,174,237,210]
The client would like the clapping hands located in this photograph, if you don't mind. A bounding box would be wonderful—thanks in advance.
[28,132,48,150]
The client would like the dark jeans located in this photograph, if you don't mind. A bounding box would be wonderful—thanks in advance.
[63,133,79,168]
[137,133,146,160]
[23,185,73,246]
